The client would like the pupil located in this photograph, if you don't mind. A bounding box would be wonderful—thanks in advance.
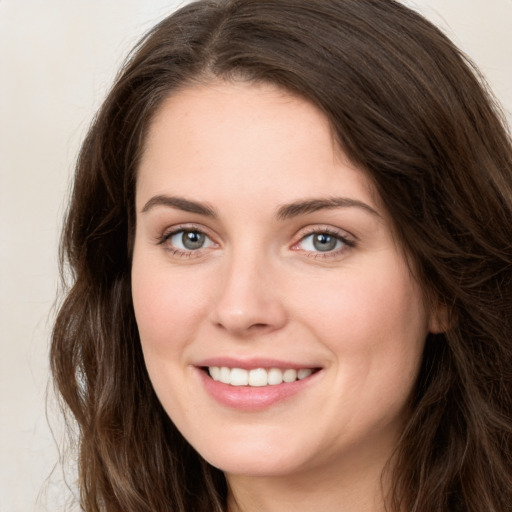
[313,233,337,252]
[182,231,205,250]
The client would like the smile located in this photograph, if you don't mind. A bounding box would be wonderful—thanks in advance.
[208,366,314,386]
[197,362,322,410]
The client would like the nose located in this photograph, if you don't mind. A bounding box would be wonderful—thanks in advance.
[209,250,288,338]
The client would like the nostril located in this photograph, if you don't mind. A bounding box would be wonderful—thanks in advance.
[250,323,270,330]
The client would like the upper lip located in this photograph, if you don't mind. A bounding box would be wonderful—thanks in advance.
[195,357,321,370]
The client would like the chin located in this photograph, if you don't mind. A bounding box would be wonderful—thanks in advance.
[206,452,305,478]
[190,432,309,477]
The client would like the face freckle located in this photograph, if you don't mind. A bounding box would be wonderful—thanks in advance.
[131,80,433,484]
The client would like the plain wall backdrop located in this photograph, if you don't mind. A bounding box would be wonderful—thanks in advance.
[1,1,511,510]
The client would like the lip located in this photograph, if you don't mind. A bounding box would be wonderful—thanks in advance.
[195,356,319,370]
[194,358,322,411]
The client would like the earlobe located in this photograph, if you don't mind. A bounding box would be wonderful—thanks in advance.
[428,303,451,334]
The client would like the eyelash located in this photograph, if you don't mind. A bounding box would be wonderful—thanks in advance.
[157,224,216,259]
[157,225,356,260]
[292,227,355,259]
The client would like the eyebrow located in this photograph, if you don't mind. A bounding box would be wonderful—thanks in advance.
[276,197,380,220]
[141,195,217,217]
[140,194,380,220]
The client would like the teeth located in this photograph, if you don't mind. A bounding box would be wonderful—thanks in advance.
[267,368,283,385]
[283,369,297,383]
[208,366,315,387]
[219,366,231,384]
[230,367,249,386]
[249,368,268,386]
[297,368,313,380]
[209,366,220,381]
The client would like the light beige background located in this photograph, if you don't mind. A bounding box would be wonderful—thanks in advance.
[1,1,511,511]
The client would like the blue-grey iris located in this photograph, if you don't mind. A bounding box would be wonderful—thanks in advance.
[182,231,205,250]
[313,233,338,252]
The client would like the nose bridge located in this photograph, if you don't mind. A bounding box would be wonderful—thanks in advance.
[211,242,286,336]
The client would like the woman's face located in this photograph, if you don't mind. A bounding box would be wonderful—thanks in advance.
[132,81,435,480]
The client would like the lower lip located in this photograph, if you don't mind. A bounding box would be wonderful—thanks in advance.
[197,368,320,411]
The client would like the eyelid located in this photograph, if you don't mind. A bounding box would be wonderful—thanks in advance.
[156,223,219,258]
[290,225,356,257]
[155,223,355,260]
[157,223,214,243]
[293,224,356,243]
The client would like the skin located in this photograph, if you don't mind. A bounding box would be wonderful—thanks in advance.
[131,81,439,512]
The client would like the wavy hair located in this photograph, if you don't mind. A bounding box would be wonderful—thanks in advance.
[51,1,512,510]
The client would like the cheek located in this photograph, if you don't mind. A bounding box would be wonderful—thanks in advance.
[299,260,428,386]
[131,255,210,356]
[131,256,212,418]
[322,272,427,430]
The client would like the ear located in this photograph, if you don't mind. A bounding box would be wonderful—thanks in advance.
[428,302,451,334]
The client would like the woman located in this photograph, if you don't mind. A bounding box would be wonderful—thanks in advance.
[51,0,512,511]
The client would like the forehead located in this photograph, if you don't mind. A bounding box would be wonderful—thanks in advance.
[142,80,337,160]
[136,80,379,211]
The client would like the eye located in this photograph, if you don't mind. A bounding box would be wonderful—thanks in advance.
[299,232,344,252]
[164,229,215,252]
[293,229,355,256]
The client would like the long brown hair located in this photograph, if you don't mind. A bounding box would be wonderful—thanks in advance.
[51,1,512,510]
